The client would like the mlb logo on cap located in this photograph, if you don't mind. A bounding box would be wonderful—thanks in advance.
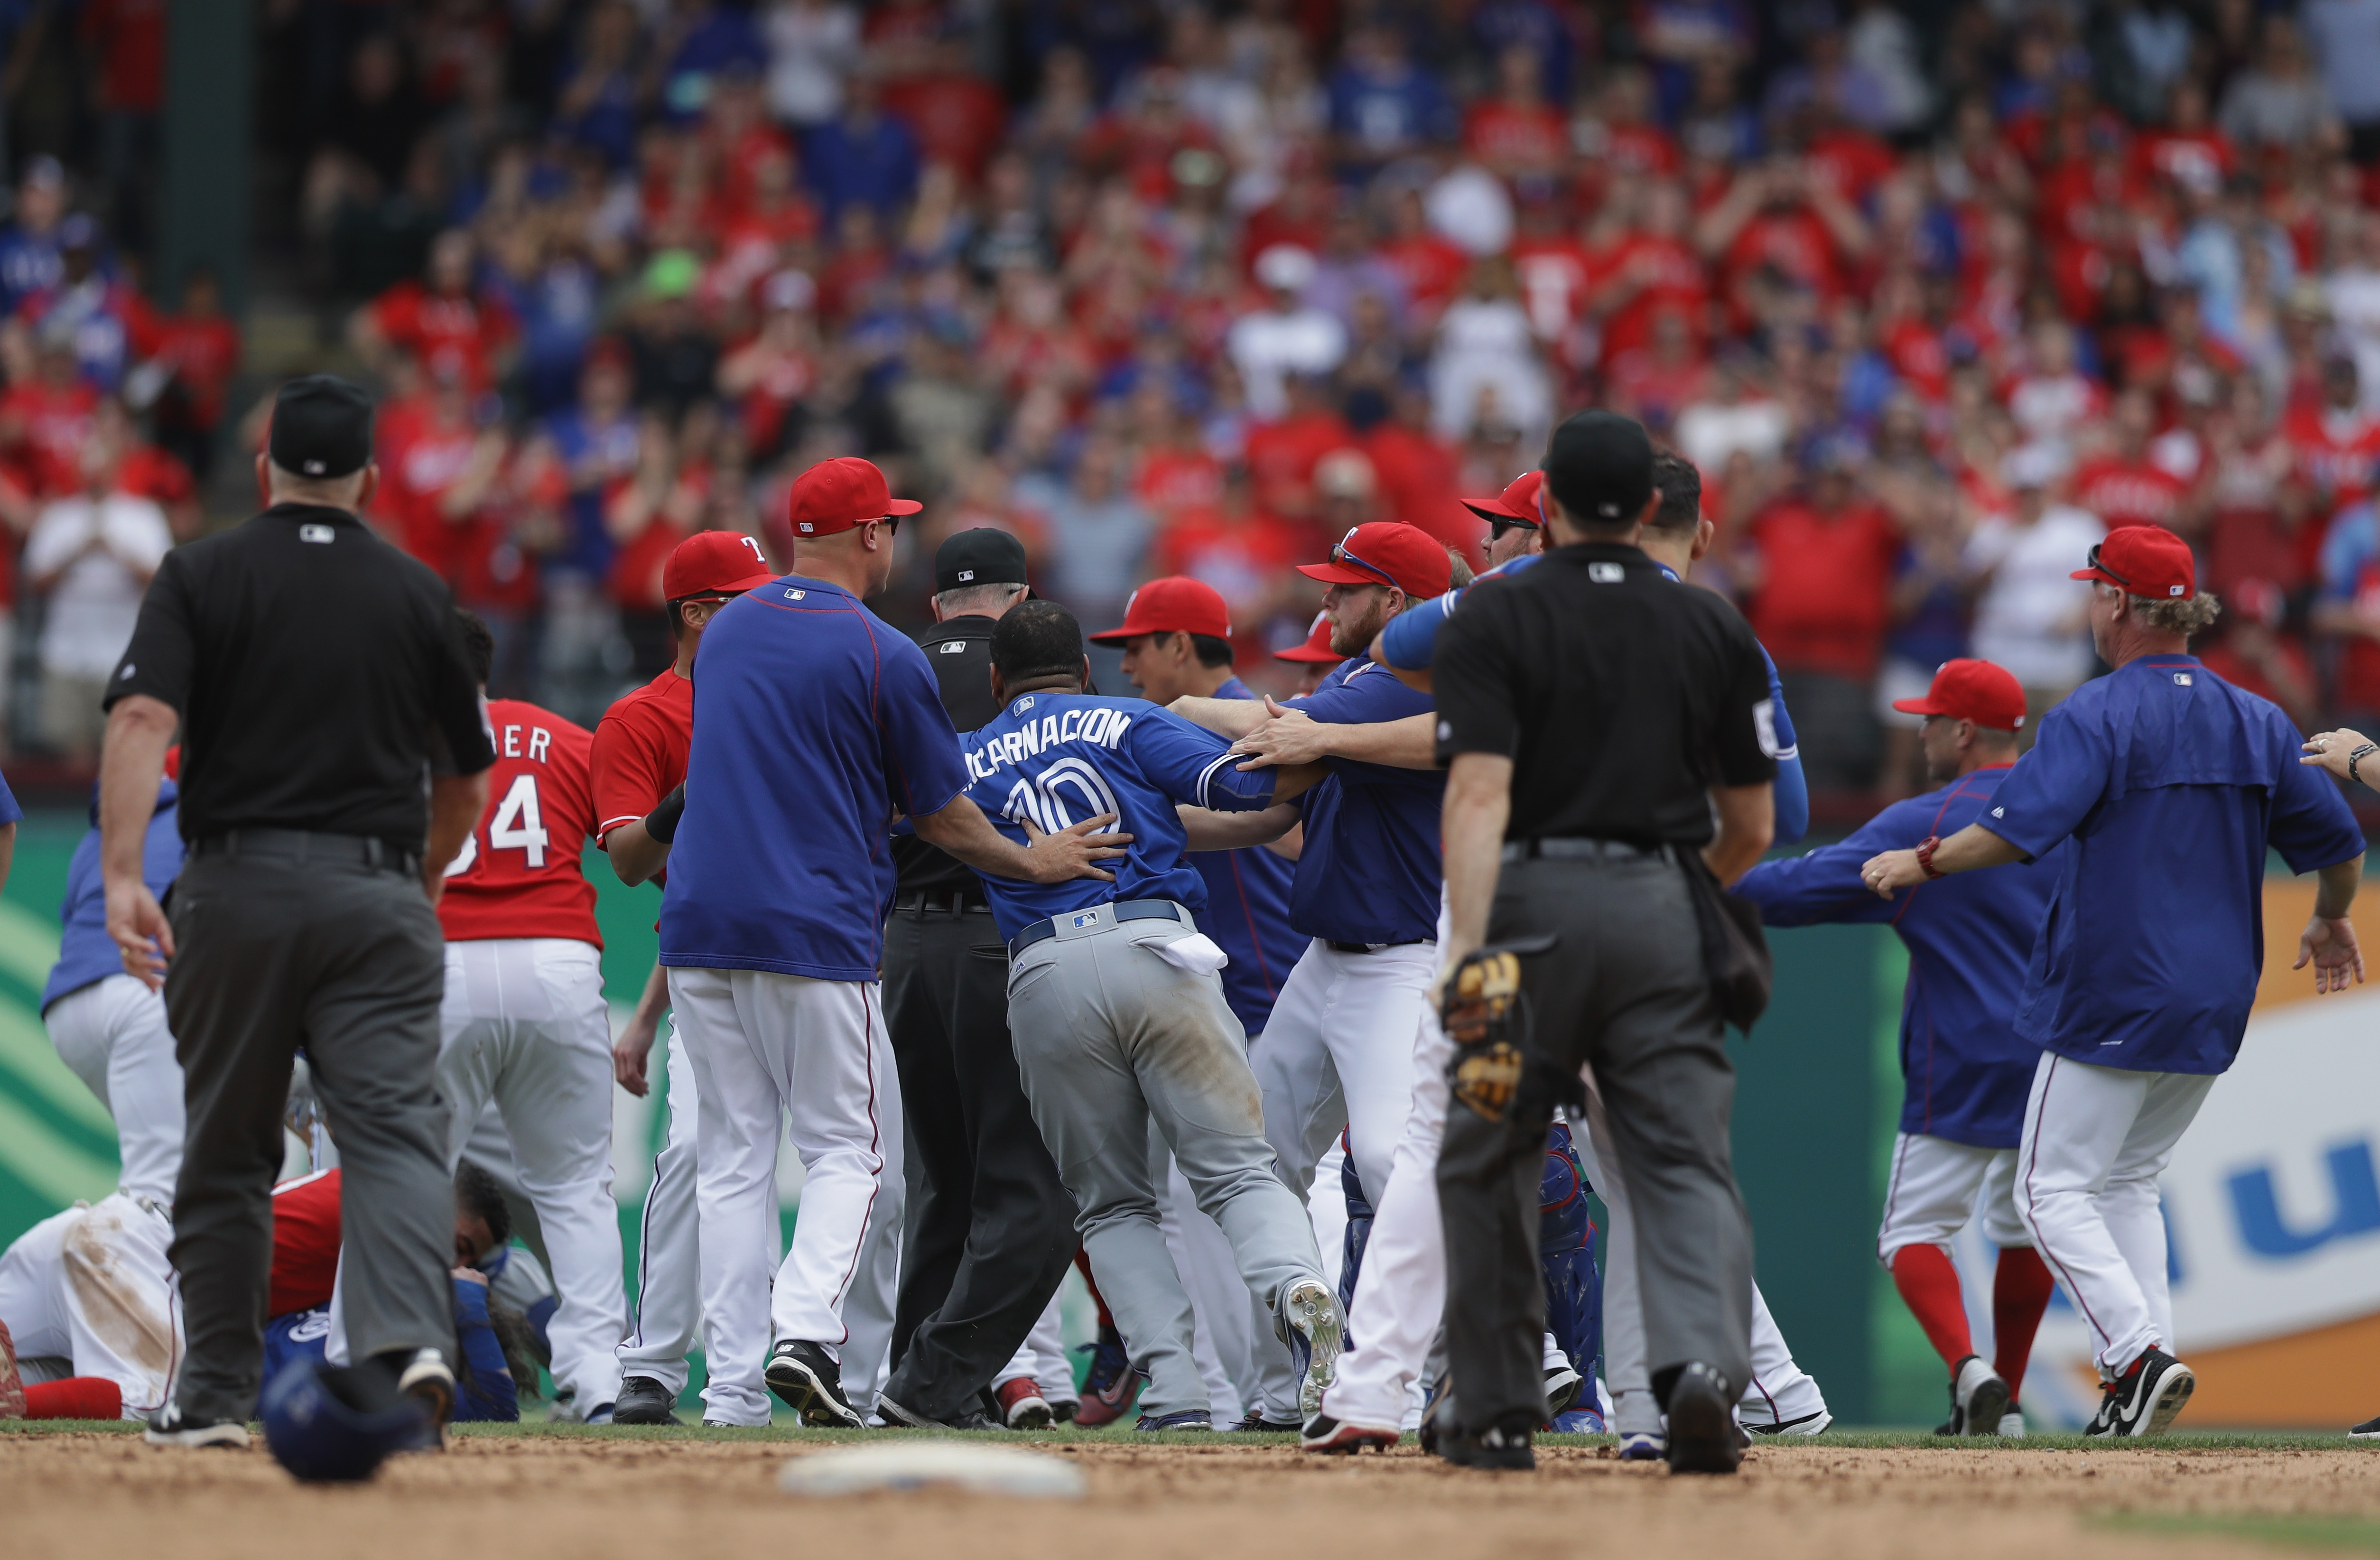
[787,456,921,538]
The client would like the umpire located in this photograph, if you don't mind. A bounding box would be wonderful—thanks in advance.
[1431,411,1777,1474]
[101,376,496,1446]
[878,530,1077,1430]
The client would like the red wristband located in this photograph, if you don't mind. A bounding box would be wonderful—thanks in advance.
[1915,836,1947,879]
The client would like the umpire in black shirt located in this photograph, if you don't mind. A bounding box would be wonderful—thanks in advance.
[100,376,497,1446]
[1432,412,1776,1475]
[876,529,1077,1429]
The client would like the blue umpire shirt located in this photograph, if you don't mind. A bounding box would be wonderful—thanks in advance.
[1375,553,1809,844]
[45,778,180,1012]
[958,691,1285,941]
[1194,675,1305,1031]
[1736,766,2059,1147]
[1979,654,2364,1075]
[1286,659,1444,945]
[661,576,972,981]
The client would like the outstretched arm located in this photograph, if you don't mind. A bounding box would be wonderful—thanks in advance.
[1861,823,2027,897]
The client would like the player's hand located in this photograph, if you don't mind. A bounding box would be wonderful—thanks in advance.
[1859,848,1924,900]
[614,1013,658,1097]
[1018,812,1133,883]
[420,857,449,907]
[451,1265,489,1286]
[104,877,173,992]
[2300,728,2376,788]
[2295,913,2367,994]
[1230,698,1327,770]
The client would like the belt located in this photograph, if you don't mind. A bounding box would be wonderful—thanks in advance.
[1009,899,1187,959]
[192,828,422,875]
[1501,837,1678,865]
[1326,938,1432,955]
[892,888,990,916]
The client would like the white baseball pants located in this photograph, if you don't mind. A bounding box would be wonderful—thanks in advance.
[670,966,900,1427]
[619,1019,702,1394]
[0,1193,179,1417]
[438,937,628,1414]
[46,975,185,1205]
[1878,1132,2028,1264]
[2015,1052,2214,1380]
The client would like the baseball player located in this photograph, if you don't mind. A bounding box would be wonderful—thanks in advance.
[955,598,1343,1430]
[661,457,1117,1429]
[1273,612,1343,695]
[432,610,626,1423]
[1864,527,2365,1437]
[591,529,775,1426]
[1169,520,1451,1428]
[43,758,185,1204]
[1736,657,2062,1437]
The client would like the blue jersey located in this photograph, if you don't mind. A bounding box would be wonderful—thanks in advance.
[1736,767,2060,1147]
[264,1281,518,1423]
[1374,552,1808,844]
[44,780,181,1011]
[959,691,1283,941]
[662,577,971,981]
[1288,660,1444,945]
[1192,677,1305,1032]
[1980,655,2363,1075]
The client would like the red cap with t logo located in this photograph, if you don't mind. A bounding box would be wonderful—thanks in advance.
[663,529,777,599]
[1890,658,2027,731]
[1089,576,1233,643]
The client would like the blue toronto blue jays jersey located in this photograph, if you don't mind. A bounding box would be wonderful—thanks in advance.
[1980,655,2363,1075]
[1374,551,1808,844]
[1736,766,2061,1147]
[45,778,181,1011]
[1193,677,1305,1031]
[662,576,972,981]
[959,692,1283,942]
[1287,659,1444,945]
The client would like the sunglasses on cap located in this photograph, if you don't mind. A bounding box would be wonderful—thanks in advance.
[2082,541,2127,586]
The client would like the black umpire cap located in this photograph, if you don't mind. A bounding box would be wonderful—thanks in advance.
[934,528,1030,594]
[1542,409,1655,527]
[268,375,374,481]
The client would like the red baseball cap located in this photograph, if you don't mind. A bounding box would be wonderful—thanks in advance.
[1088,576,1233,644]
[1274,611,1343,664]
[1460,470,1545,529]
[2071,525,2195,599]
[787,456,923,539]
[1891,658,2027,731]
[663,529,777,599]
[1297,522,1453,598]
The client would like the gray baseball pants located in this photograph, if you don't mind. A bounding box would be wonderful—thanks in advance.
[1006,902,1328,1419]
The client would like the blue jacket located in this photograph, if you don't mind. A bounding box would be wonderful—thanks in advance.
[1737,766,2059,1147]
[44,779,182,1012]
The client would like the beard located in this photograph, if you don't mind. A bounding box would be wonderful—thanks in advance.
[1328,594,1394,656]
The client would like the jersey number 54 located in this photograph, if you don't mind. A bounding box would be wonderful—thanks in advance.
[444,774,552,878]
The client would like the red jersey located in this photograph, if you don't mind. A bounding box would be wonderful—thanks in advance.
[2132,130,2233,195]
[1135,447,1225,518]
[1376,232,1470,318]
[437,700,602,947]
[1593,234,1709,359]
[370,280,517,390]
[2073,455,2187,531]
[2284,405,2380,507]
[0,379,98,497]
[592,668,694,847]
[268,1170,343,1317]
[1745,500,1900,679]
[1463,102,1566,171]
[1510,238,1591,346]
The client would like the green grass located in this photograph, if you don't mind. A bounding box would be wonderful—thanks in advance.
[2096,1513,2380,1552]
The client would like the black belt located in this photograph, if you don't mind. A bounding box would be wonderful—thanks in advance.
[1325,938,1432,954]
[1009,899,1187,959]
[892,888,990,916]
[1502,837,1678,865]
[191,828,422,875]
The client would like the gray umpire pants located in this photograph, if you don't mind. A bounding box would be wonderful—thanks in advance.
[164,834,457,1422]
[1007,902,1328,1419]
[1439,848,1753,1433]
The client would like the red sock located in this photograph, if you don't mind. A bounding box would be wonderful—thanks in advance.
[1891,1244,1975,1370]
[1992,1245,2056,1403]
[25,1377,121,1420]
[1073,1247,1114,1332]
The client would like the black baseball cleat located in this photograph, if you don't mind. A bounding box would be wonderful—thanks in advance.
[1234,1410,1304,1433]
[394,1348,455,1430]
[1435,1417,1535,1471]
[766,1339,865,1428]
[613,1374,681,1426]
[2352,1413,2380,1438]
[1136,1409,1214,1432]
[1952,1355,2011,1438]
[144,1403,251,1449]
[1300,1411,1398,1453]
[2083,1348,2194,1438]
[1543,1361,1584,1421]
[876,1392,996,1431]
[1663,1362,1741,1475]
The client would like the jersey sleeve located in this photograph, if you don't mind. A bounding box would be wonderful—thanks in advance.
[1375,586,1460,671]
[590,707,668,845]
[447,1276,521,1423]
[1128,709,1281,811]
[1764,645,1807,844]
[877,638,969,817]
[1711,618,1779,788]
[1972,701,2110,860]
[1432,599,1521,761]
[2270,732,2367,873]
[106,548,197,715]
[1734,800,1925,927]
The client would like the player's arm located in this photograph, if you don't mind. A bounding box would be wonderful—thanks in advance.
[1734,810,1916,926]
[1180,802,1302,851]
[100,693,179,989]
[1166,694,1273,739]
[603,786,681,886]
[1231,702,1438,771]
[614,962,669,1096]
[1867,705,2102,895]
[912,794,1130,882]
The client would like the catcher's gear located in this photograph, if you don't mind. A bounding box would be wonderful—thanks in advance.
[1443,945,1529,1121]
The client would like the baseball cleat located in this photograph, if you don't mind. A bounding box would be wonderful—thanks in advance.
[1998,1410,2026,1438]
[1953,1354,2011,1438]
[995,1376,1053,1430]
[1048,1398,1079,1423]
[1746,1408,1831,1437]
[2352,1413,2380,1438]
[613,1374,681,1426]
[765,1339,865,1429]
[1301,1410,1399,1454]
[1136,1409,1213,1432]
[1072,1326,1141,1427]
[1436,1419,1534,1471]
[396,1348,455,1428]
[1283,1281,1345,1419]
[2084,1349,2193,1438]
[1664,1362,1741,1475]
[144,1403,251,1449]
[1616,1430,1664,1460]
[1543,1361,1584,1422]
[1235,1410,1303,1432]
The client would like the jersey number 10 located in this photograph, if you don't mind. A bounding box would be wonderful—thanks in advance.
[1000,758,1124,839]
[444,774,552,878]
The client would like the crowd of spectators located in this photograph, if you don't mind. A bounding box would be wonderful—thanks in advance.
[24,0,2380,801]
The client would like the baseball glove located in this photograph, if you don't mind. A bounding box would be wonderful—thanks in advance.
[1443,947,1528,1121]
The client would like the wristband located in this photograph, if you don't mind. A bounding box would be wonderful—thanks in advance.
[1915,835,1947,880]
[2352,744,2378,788]
[643,784,687,845]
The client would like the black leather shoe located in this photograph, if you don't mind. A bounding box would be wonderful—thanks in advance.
[613,1374,681,1426]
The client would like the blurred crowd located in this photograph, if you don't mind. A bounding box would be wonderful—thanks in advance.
[18,0,2380,799]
